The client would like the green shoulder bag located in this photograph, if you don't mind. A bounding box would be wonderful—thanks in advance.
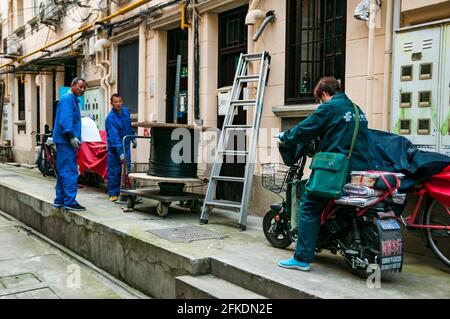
[305,104,360,198]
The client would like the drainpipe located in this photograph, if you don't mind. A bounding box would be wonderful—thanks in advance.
[138,21,147,122]
[366,0,377,126]
[381,0,393,131]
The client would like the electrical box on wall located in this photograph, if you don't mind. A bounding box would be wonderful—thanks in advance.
[2,103,12,141]
[392,24,450,155]
[83,87,105,130]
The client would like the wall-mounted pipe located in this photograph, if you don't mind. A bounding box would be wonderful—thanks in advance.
[252,11,275,42]
[366,0,377,125]
[138,21,147,122]
[381,0,393,131]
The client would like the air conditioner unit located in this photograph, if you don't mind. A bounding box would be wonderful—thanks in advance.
[6,35,22,55]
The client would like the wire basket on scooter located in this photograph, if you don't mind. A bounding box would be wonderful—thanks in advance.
[261,163,290,194]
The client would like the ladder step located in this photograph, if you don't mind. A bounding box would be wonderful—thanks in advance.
[205,200,242,209]
[223,125,252,130]
[219,150,249,156]
[243,53,263,61]
[230,100,256,106]
[237,75,260,82]
[212,176,245,182]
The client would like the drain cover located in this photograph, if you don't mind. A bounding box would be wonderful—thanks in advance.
[0,273,41,289]
[148,226,227,243]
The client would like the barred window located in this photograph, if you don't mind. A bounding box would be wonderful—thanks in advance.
[286,0,346,104]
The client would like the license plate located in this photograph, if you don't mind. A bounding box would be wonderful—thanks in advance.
[377,219,400,231]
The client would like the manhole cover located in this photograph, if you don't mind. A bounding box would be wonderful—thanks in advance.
[0,273,41,289]
[0,287,59,299]
[147,226,227,243]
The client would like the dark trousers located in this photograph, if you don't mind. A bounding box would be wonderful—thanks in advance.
[294,191,329,263]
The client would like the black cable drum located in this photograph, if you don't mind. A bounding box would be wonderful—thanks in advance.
[147,127,198,178]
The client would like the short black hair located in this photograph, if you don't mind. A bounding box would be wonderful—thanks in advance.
[313,76,341,99]
[110,93,121,101]
[71,77,86,87]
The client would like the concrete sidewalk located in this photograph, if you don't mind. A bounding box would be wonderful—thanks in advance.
[0,164,449,299]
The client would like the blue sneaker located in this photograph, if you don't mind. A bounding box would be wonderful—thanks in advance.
[278,257,310,271]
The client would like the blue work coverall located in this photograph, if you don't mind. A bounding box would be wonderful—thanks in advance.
[52,91,82,207]
[105,107,135,196]
[280,92,373,263]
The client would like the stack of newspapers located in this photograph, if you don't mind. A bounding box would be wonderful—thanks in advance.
[335,171,407,207]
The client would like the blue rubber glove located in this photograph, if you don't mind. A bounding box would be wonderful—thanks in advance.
[132,140,137,149]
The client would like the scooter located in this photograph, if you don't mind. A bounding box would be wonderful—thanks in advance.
[261,141,404,278]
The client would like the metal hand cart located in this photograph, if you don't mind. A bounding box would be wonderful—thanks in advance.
[119,134,206,217]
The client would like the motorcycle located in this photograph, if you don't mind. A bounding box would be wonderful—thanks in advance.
[262,141,404,278]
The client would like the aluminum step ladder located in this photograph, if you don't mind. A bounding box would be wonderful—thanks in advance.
[200,51,271,230]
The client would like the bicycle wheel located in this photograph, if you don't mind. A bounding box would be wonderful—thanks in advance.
[423,199,450,267]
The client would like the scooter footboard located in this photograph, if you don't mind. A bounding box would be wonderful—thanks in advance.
[375,219,403,272]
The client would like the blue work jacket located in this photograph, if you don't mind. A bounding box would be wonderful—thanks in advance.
[53,91,82,144]
[105,106,135,156]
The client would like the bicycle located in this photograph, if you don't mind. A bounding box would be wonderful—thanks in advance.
[33,130,57,177]
[399,186,450,267]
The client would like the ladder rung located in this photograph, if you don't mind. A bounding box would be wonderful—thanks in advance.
[223,125,252,130]
[219,150,249,156]
[243,53,263,61]
[212,176,245,183]
[237,75,260,82]
[205,200,242,209]
[230,100,256,106]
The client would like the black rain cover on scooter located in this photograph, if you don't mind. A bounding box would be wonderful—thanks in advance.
[366,129,450,191]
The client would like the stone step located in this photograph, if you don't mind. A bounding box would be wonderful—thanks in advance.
[210,259,319,299]
[175,274,267,299]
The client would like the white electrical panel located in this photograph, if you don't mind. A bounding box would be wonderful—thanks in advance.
[439,24,450,157]
[83,87,105,130]
[2,103,12,141]
[392,26,441,152]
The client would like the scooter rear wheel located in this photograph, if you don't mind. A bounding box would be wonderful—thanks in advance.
[262,210,293,249]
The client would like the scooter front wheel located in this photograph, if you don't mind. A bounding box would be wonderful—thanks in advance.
[262,209,293,249]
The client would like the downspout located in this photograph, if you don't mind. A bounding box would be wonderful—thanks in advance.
[193,0,200,122]
[138,21,147,123]
[390,0,401,132]
[366,0,377,126]
[381,0,393,131]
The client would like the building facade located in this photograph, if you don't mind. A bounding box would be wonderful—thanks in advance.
[1,0,449,215]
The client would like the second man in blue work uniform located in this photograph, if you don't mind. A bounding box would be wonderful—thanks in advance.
[52,77,87,211]
[105,94,136,202]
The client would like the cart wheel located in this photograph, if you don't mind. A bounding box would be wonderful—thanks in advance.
[127,195,136,209]
[156,201,170,217]
[189,200,202,214]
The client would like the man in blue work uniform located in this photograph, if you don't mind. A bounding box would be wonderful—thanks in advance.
[276,76,372,271]
[105,94,136,202]
[53,77,87,211]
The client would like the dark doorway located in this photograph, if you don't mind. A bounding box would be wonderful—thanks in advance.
[216,5,248,202]
[18,80,25,121]
[118,40,139,114]
[64,65,77,87]
[166,28,188,124]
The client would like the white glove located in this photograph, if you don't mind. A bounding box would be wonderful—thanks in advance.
[70,137,81,149]
[120,153,125,161]
[274,132,285,142]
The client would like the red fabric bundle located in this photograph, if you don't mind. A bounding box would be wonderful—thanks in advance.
[77,130,108,179]
[424,165,450,207]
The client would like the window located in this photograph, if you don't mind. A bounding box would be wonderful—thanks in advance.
[419,63,432,80]
[400,92,412,108]
[419,91,431,107]
[418,119,430,135]
[401,65,413,81]
[286,0,346,104]
[399,119,411,135]
[18,79,25,121]
[118,40,139,114]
